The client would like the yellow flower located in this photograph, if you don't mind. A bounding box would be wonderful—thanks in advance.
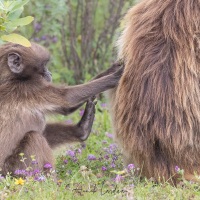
[57,179,63,183]
[15,178,25,185]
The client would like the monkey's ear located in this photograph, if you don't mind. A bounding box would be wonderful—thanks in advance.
[7,53,24,74]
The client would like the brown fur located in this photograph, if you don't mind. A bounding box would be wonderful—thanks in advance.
[0,42,123,176]
[109,0,200,183]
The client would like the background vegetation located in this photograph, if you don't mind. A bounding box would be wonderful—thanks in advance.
[21,0,135,84]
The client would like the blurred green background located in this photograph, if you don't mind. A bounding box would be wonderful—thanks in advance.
[21,0,135,85]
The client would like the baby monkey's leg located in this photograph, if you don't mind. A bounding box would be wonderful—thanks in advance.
[2,132,54,176]
[43,98,96,148]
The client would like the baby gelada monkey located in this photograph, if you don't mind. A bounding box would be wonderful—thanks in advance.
[0,42,123,176]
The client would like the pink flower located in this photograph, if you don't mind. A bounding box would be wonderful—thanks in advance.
[87,154,96,161]
[67,150,76,157]
[77,149,82,154]
[0,175,4,180]
[80,110,84,116]
[104,154,109,160]
[175,166,180,172]
[114,175,124,183]
[110,163,116,168]
[101,103,107,109]
[102,166,107,171]
[33,169,40,175]
[32,160,38,165]
[35,175,46,182]
[64,160,68,164]
[127,164,135,171]
[44,163,52,169]
[105,132,113,139]
[14,169,26,176]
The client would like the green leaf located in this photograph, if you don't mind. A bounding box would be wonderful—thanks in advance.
[4,24,17,33]
[7,0,30,12]
[3,1,13,9]
[0,2,6,11]
[110,170,126,175]
[1,34,31,47]
[7,7,24,20]
[0,17,5,24]
[4,16,34,33]
[0,25,6,31]
[8,16,34,26]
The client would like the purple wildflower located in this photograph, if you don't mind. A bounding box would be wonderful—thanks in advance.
[41,35,47,40]
[33,169,40,175]
[104,154,109,160]
[112,155,118,161]
[110,143,117,148]
[114,175,124,183]
[81,142,86,149]
[14,169,27,176]
[127,164,135,171]
[34,37,40,42]
[102,166,107,171]
[72,157,78,163]
[52,36,58,43]
[101,103,107,109]
[26,171,34,177]
[44,163,52,169]
[108,144,117,154]
[35,175,46,182]
[103,147,108,152]
[67,150,76,157]
[87,154,96,161]
[64,160,68,164]
[175,166,180,172]
[105,132,113,139]
[32,160,38,165]
[110,163,116,168]
[102,140,108,144]
[0,175,4,180]
[34,22,42,32]
[65,119,73,124]
[77,148,82,154]
[80,110,84,116]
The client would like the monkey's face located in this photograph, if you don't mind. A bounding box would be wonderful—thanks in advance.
[42,66,52,82]
[4,42,52,83]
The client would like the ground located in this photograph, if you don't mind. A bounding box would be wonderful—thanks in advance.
[0,102,200,200]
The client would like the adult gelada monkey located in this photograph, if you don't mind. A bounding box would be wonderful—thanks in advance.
[109,0,200,183]
[0,42,123,176]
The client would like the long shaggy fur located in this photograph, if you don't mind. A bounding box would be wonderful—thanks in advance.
[110,0,200,182]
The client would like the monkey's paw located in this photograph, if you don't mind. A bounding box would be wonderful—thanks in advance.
[78,97,97,141]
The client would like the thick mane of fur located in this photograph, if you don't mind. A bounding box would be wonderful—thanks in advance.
[112,0,200,182]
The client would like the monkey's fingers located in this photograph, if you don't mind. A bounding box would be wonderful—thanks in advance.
[88,96,96,102]
[115,65,125,77]
[78,99,96,141]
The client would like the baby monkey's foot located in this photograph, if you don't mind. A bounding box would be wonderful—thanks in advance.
[78,97,97,141]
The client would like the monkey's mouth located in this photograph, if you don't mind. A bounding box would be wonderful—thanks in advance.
[43,72,52,82]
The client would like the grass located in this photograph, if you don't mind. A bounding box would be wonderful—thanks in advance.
[1,101,200,200]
